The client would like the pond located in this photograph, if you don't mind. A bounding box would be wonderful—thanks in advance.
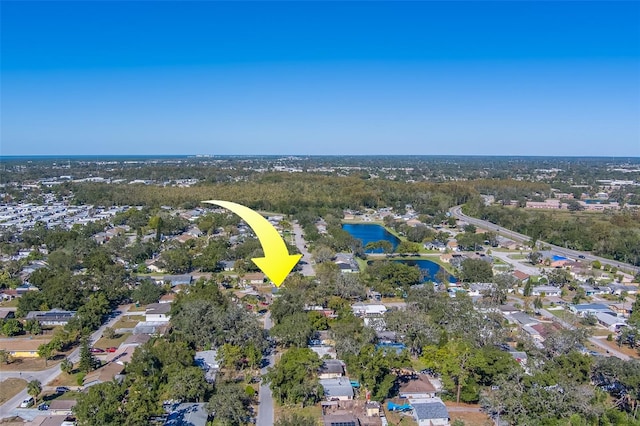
[395,259,457,283]
[342,223,400,253]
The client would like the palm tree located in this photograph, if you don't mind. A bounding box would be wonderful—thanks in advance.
[27,380,42,405]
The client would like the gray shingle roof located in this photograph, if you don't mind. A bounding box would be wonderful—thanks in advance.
[413,401,449,420]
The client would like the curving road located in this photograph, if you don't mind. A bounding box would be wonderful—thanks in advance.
[449,206,637,273]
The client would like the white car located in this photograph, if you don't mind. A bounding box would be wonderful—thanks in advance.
[20,397,34,408]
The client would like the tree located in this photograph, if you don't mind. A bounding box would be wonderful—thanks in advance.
[2,319,23,336]
[79,337,99,373]
[0,349,13,364]
[270,312,314,348]
[396,241,422,255]
[547,268,572,287]
[459,258,493,283]
[27,380,42,405]
[207,382,251,425]
[166,366,209,402]
[37,342,55,367]
[131,280,164,305]
[421,340,473,403]
[61,357,74,375]
[265,347,323,406]
[74,381,127,425]
[103,327,116,340]
[528,251,543,265]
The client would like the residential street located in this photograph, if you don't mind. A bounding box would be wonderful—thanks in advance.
[256,312,275,426]
[292,222,315,276]
[0,306,130,419]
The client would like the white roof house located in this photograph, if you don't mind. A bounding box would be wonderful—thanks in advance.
[351,302,387,317]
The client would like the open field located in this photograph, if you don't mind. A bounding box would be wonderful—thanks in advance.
[0,378,26,405]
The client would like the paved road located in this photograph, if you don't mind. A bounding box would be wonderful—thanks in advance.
[256,312,275,426]
[292,222,315,276]
[537,308,631,361]
[0,307,130,419]
[450,206,637,273]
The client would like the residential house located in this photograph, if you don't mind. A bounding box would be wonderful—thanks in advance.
[242,272,266,285]
[0,308,16,320]
[28,415,77,426]
[164,403,210,426]
[513,270,530,283]
[157,275,192,287]
[145,303,171,322]
[424,241,446,252]
[398,376,438,400]
[47,400,76,416]
[83,362,125,388]
[320,377,354,401]
[25,310,76,326]
[322,414,359,426]
[411,397,450,426]
[595,312,627,332]
[569,303,615,317]
[159,293,176,304]
[0,339,51,358]
[195,350,219,383]
[319,359,346,379]
[531,286,562,297]
[351,303,387,317]
[218,260,235,271]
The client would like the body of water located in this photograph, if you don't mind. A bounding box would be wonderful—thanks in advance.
[342,223,400,252]
[396,259,457,283]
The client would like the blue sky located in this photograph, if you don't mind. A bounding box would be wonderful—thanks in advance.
[2,1,639,156]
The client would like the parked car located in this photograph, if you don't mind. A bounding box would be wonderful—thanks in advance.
[106,347,118,353]
[38,403,49,411]
[20,397,34,408]
[90,348,105,353]
[56,386,70,393]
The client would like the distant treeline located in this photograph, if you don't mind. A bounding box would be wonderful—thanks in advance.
[70,174,476,215]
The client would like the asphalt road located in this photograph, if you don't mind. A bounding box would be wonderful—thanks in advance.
[0,306,130,419]
[292,222,315,276]
[449,206,637,274]
[256,312,275,426]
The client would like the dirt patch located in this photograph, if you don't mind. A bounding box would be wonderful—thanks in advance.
[0,378,27,404]
[445,402,492,426]
[0,355,61,372]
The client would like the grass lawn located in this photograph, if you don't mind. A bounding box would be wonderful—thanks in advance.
[274,403,322,424]
[112,315,145,329]
[0,299,19,308]
[94,332,131,349]
[0,378,26,405]
[49,371,85,388]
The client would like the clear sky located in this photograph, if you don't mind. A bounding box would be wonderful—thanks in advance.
[1,1,639,156]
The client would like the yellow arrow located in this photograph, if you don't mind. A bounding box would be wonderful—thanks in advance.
[202,200,301,287]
